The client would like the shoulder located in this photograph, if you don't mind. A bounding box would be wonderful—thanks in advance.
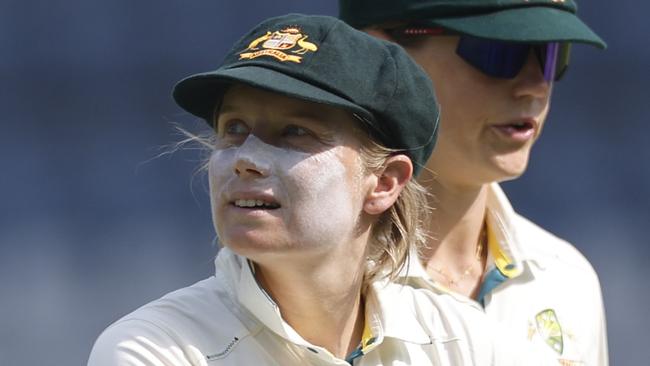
[508,215,608,364]
[513,213,606,325]
[514,213,600,281]
[88,277,250,366]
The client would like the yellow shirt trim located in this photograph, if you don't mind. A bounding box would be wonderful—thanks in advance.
[360,318,375,351]
[487,223,520,278]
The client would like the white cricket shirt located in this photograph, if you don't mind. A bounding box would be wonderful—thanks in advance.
[401,183,608,366]
[88,247,555,365]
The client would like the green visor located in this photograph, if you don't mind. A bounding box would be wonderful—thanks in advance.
[418,7,604,48]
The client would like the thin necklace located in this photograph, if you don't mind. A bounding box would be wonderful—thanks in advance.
[427,224,487,288]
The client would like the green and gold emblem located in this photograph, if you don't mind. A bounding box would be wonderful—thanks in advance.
[535,309,564,354]
[239,27,318,63]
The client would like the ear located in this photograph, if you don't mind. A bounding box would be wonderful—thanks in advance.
[363,154,413,215]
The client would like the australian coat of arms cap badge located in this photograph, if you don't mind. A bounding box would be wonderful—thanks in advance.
[239,27,318,63]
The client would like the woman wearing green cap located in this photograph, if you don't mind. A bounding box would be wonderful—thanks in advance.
[88,14,556,366]
[340,1,608,365]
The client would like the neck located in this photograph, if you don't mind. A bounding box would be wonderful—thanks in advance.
[425,179,488,257]
[253,241,368,359]
[419,177,490,297]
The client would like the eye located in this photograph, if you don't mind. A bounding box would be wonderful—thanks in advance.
[213,119,250,148]
[223,119,250,136]
[282,124,311,137]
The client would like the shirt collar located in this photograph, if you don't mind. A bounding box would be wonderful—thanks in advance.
[216,248,432,354]
[486,183,541,269]
[396,183,542,288]
[215,248,310,345]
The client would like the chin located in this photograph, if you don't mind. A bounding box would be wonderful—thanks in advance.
[218,231,284,256]
[490,153,531,182]
[495,171,525,183]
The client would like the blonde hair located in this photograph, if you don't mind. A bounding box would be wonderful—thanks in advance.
[357,137,430,289]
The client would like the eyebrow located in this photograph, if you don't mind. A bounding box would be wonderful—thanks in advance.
[217,103,333,124]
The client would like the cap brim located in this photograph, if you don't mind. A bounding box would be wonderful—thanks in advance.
[427,6,606,48]
[173,65,375,124]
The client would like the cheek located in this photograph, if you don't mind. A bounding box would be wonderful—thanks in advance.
[432,106,484,158]
[208,149,237,230]
[423,65,492,141]
[208,149,234,195]
[440,75,492,126]
[284,148,363,241]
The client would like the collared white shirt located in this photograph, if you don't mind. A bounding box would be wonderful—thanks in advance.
[88,247,554,366]
[401,183,608,366]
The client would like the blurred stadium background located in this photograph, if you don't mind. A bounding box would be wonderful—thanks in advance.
[1,1,647,364]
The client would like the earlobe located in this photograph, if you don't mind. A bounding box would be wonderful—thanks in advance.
[363,155,413,215]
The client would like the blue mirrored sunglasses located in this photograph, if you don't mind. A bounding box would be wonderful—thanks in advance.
[392,26,571,82]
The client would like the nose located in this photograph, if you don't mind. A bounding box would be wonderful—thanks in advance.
[512,51,551,100]
[232,136,271,179]
[234,157,268,178]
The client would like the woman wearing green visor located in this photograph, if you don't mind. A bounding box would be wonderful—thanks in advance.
[339,1,608,365]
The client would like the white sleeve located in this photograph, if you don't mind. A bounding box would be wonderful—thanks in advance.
[87,319,194,366]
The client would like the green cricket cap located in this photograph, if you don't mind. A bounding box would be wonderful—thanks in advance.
[173,14,439,175]
[339,0,605,48]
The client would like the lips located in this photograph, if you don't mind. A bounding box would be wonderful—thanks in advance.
[491,119,537,142]
[228,191,281,210]
[233,199,280,209]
